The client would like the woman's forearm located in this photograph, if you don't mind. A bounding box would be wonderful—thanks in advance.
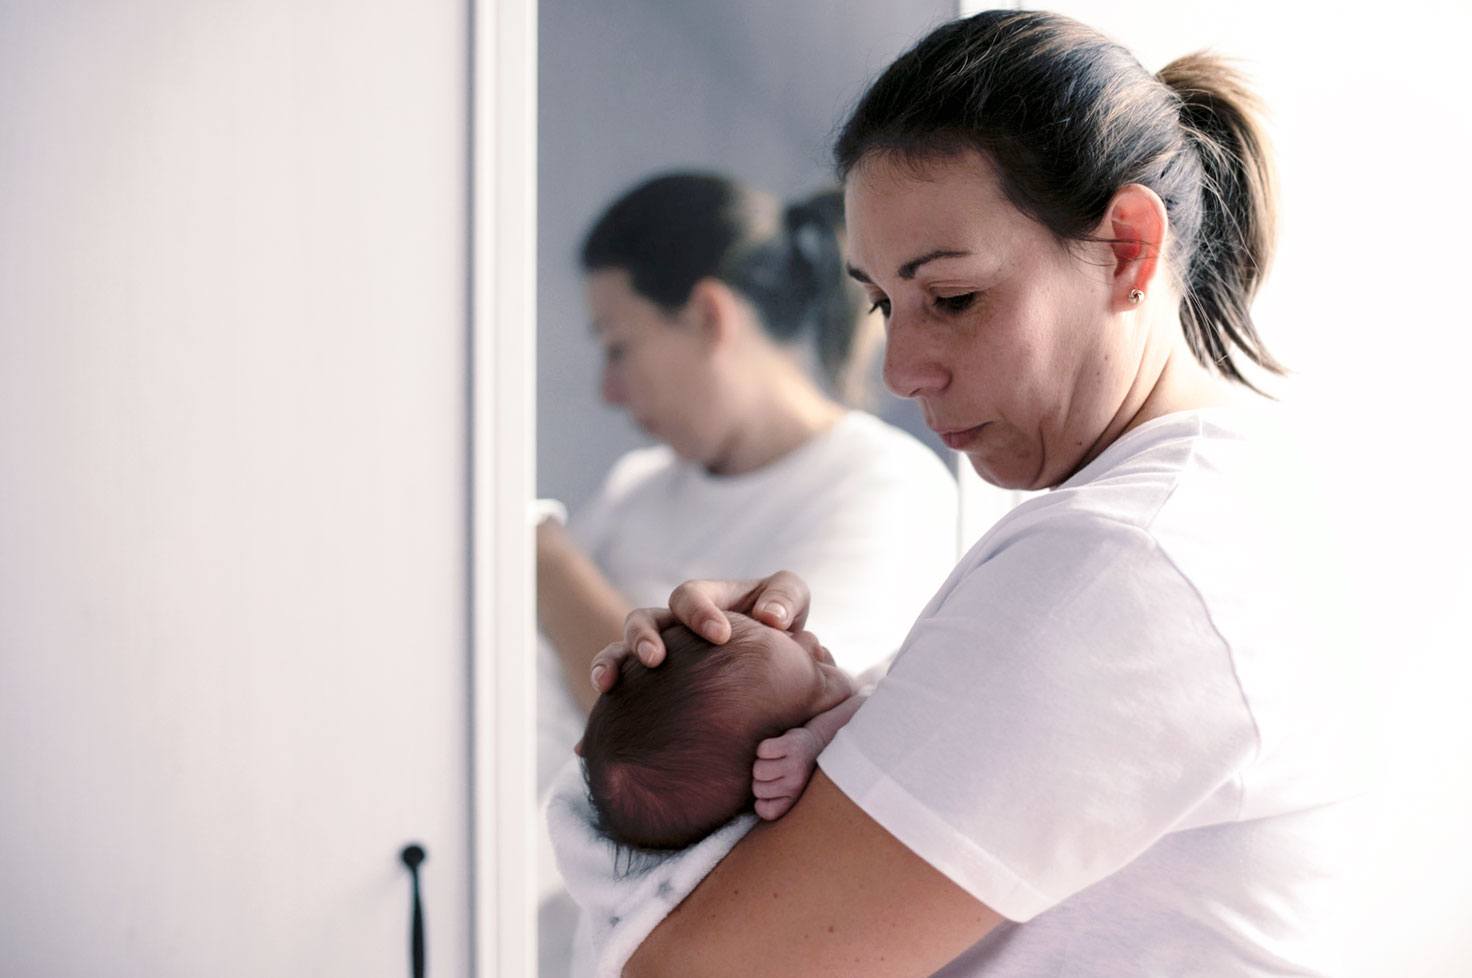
[537,529,632,714]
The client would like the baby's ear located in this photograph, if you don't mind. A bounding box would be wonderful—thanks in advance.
[573,738,584,757]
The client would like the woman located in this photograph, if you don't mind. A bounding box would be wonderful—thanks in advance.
[537,172,959,793]
[592,11,1369,977]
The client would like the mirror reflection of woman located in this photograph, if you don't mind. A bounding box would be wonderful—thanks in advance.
[536,173,959,796]
[585,11,1371,978]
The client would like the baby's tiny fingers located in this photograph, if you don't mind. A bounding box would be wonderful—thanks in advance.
[753,757,797,782]
[756,738,791,760]
[755,796,796,821]
[753,777,791,800]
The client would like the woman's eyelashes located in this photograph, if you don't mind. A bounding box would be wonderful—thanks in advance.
[934,291,979,314]
[868,291,979,320]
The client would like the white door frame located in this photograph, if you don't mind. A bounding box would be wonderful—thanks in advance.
[470,0,537,974]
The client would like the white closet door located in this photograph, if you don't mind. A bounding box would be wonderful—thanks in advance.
[0,2,472,975]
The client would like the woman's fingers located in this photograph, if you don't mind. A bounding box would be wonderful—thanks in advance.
[588,641,628,693]
[594,571,816,692]
[622,605,677,660]
[592,605,680,692]
[666,580,746,643]
[747,569,812,632]
[666,570,813,639]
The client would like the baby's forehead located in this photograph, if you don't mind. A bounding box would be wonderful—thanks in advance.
[725,612,783,649]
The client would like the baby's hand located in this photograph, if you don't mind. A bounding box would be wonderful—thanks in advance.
[751,726,826,820]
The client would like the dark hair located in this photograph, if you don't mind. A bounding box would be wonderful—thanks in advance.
[834,10,1284,389]
[580,615,786,850]
[580,173,864,386]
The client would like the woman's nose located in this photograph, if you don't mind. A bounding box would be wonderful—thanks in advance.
[882,321,949,399]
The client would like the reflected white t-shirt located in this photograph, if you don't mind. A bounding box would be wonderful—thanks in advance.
[538,410,960,797]
[821,408,1373,977]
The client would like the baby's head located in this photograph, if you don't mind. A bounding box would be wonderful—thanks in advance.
[580,612,854,850]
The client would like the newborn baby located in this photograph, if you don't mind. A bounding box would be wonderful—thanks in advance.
[579,612,865,850]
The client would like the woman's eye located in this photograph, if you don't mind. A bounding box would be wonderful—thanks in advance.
[603,344,626,364]
[867,297,891,318]
[935,292,978,314]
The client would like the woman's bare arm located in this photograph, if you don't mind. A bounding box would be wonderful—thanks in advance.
[624,770,1003,978]
[536,520,631,713]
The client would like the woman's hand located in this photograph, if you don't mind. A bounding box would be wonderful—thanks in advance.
[588,570,812,693]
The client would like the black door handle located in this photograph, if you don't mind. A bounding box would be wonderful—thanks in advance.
[400,843,427,978]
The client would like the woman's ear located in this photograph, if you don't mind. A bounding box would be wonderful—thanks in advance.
[681,277,741,349]
[1101,183,1169,311]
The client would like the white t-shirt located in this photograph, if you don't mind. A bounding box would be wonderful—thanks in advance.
[538,410,960,795]
[821,407,1373,977]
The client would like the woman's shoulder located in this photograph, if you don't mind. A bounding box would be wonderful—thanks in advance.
[1005,406,1282,535]
[599,444,681,499]
[945,406,1314,633]
[568,444,681,542]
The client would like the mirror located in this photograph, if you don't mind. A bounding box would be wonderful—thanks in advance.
[537,0,963,509]
[533,0,959,971]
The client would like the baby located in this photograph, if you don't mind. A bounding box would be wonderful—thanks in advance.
[578,612,867,850]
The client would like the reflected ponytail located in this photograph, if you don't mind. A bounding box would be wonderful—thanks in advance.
[580,173,864,389]
[733,189,861,384]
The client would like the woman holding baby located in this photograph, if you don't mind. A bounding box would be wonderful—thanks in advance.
[581,9,1371,977]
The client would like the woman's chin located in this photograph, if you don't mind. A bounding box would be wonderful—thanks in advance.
[966,444,1048,491]
[967,453,1020,489]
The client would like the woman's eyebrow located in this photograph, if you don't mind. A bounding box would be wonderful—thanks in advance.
[846,249,974,285]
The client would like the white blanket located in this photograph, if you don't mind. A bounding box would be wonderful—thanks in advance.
[544,758,756,978]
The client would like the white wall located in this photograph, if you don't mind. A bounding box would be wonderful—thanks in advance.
[0,2,473,974]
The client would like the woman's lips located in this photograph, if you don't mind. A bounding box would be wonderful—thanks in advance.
[938,424,987,450]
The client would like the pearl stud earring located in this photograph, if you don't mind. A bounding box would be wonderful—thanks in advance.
[1128,289,1145,304]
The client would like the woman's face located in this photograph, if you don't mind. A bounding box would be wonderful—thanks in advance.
[844,150,1144,490]
[585,269,722,462]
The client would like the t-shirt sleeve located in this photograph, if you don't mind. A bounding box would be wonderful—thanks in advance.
[567,447,670,555]
[818,514,1259,922]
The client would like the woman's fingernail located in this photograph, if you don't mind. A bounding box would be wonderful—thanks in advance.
[700,617,724,641]
[759,601,788,625]
[636,640,657,661]
[591,664,606,688]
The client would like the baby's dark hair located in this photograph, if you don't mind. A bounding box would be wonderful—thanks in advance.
[581,614,785,850]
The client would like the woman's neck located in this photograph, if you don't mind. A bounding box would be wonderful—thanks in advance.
[1124,342,1253,435]
[704,363,846,477]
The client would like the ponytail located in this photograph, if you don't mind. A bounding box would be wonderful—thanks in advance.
[1158,54,1285,386]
